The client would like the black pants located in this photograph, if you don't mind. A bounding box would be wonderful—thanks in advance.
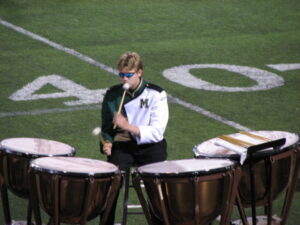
[108,139,167,171]
[104,139,167,225]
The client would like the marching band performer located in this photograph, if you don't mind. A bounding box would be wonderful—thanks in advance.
[101,51,169,170]
[100,51,169,225]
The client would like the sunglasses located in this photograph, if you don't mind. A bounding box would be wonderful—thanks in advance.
[118,72,135,78]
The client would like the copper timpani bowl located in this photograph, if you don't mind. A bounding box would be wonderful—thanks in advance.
[0,137,75,199]
[134,158,241,225]
[193,131,299,207]
[30,156,121,224]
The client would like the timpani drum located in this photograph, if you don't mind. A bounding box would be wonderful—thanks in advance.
[29,156,122,225]
[193,131,299,224]
[0,137,75,224]
[0,137,75,199]
[133,158,241,225]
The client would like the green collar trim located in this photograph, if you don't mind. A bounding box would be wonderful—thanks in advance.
[126,78,147,98]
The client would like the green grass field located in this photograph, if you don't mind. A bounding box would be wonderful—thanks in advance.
[0,0,299,224]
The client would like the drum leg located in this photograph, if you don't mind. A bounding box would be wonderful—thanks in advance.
[248,154,257,225]
[53,175,60,225]
[80,177,95,225]
[26,200,33,225]
[265,158,273,225]
[154,179,170,225]
[281,148,300,224]
[0,185,12,225]
[222,168,242,225]
[100,174,122,225]
[236,192,249,225]
[132,173,154,225]
[122,169,130,225]
[29,169,42,225]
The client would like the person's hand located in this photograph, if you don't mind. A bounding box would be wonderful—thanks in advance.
[113,112,129,130]
[113,112,141,137]
[103,141,112,156]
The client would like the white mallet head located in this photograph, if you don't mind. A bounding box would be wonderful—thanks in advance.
[92,127,101,136]
[123,83,130,90]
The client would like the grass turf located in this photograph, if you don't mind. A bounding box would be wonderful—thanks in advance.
[0,0,299,224]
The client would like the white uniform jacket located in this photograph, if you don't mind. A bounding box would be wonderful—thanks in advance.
[101,79,169,145]
[125,83,169,144]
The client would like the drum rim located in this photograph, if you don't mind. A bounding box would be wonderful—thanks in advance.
[0,137,76,157]
[30,164,120,177]
[194,140,299,161]
[0,147,76,157]
[193,131,300,161]
[136,159,237,178]
[30,157,120,178]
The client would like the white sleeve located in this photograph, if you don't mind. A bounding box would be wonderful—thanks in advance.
[136,91,169,144]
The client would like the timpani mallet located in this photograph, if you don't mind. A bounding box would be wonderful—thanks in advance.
[113,83,130,129]
[92,127,106,145]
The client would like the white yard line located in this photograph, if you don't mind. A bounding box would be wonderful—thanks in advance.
[0,105,100,118]
[168,95,251,131]
[0,18,250,131]
[0,19,118,75]
[267,63,300,71]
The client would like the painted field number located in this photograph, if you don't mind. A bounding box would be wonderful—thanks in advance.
[9,63,300,106]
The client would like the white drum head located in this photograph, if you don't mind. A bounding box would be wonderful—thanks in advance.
[30,157,119,176]
[137,158,235,176]
[193,131,299,158]
[0,138,75,156]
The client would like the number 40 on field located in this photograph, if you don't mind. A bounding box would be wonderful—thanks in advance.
[9,63,300,106]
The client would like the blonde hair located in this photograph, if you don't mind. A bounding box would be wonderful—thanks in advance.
[118,52,143,71]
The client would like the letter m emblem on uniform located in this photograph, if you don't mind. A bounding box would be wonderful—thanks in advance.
[140,98,149,108]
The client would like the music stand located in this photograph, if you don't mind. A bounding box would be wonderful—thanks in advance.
[246,138,286,225]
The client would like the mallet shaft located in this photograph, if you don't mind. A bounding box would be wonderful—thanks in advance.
[113,89,127,129]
